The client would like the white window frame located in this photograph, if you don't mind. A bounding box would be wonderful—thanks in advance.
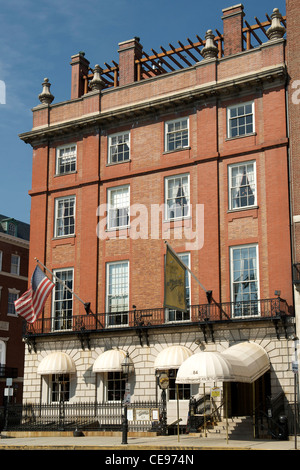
[10,254,20,276]
[108,131,130,164]
[107,185,130,230]
[166,252,191,323]
[228,161,257,210]
[56,144,77,175]
[230,244,260,318]
[106,261,129,327]
[7,288,20,316]
[51,268,74,331]
[165,117,189,152]
[0,340,6,366]
[54,195,76,238]
[227,101,255,139]
[165,174,190,221]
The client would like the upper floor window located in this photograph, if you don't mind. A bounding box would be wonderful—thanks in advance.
[230,244,259,317]
[8,288,19,315]
[227,102,254,139]
[108,131,130,164]
[56,144,77,175]
[52,268,74,331]
[11,254,20,275]
[165,118,189,152]
[8,222,16,237]
[54,196,76,238]
[106,261,129,327]
[165,174,190,220]
[107,185,130,229]
[228,161,256,210]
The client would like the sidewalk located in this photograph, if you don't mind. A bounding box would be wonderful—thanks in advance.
[0,432,299,451]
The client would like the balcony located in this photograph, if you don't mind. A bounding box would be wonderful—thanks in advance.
[24,298,291,343]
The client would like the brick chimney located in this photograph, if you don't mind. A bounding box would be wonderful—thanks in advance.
[118,37,143,86]
[222,4,244,56]
[70,52,90,99]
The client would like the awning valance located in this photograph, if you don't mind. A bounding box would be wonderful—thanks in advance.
[222,342,270,383]
[37,352,76,375]
[176,351,235,384]
[93,349,128,373]
[154,345,193,370]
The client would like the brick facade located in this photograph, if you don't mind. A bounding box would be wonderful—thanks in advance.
[19,4,298,433]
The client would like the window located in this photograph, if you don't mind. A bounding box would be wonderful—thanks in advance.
[56,144,76,175]
[227,102,254,138]
[230,244,259,317]
[0,340,6,367]
[8,289,19,315]
[8,223,16,237]
[165,174,190,220]
[52,269,73,330]
[51,374,70,402]
[54,196,76,237]
[107,186,129,229]
[228,161,256,210]
[168,369,191,400]
[106,261,129,327]
[165,118,189,152]
[108,131,130,164]
[11,255,20,275]
[167,253,190,322]
[107,372,126,401]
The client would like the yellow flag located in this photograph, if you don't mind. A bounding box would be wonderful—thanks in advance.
[164,245,187,312]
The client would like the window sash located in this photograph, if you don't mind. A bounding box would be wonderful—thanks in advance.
[227,102,254,138]
[106,261,129,327]
[165,118,189,152]
[8,292,18,315]
[52,269,74,330]
[107,372,126,401]
[56,145,76,175]
[11,255,20,275]
[230,245,259,317]
[55,196,76,237]
[108,132,130,164]
[165,174,190,220]
[107,186,129,229]
[51,374,70,402]
[229,162,256,210]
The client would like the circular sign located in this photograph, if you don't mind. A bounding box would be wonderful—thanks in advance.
[159,373,169,389]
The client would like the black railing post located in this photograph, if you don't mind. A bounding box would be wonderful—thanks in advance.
[121,404,128,444]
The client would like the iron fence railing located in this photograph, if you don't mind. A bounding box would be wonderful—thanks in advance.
[24,298,290,336]
[0,400,163,433]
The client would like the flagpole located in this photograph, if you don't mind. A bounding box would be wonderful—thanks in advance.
[34,258,90,314]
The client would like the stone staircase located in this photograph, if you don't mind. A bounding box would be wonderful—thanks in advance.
[199,416,254,440]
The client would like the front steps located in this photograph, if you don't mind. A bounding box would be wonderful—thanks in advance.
[198,416,255,440]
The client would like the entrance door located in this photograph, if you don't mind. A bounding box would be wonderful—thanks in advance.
[229,372,271,417]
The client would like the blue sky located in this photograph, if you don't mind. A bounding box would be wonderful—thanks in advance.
[0,0,286,225]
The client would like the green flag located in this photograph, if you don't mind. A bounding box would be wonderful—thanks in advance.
[164,245,187,312]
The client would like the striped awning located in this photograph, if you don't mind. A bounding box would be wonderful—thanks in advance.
[154,345,193,370]
[93,349,128,373]
[37,352,76,375]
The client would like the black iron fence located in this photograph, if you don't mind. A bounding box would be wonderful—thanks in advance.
[24,298,290,336]
[0,400,163,434]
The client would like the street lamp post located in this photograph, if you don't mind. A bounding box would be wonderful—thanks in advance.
[121,352,134,445]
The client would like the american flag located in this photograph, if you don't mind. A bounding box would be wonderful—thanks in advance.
[14,265,55,323]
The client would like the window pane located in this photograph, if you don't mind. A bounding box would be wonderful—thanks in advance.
[109,132,130,164]
[166,118,189,151]
[107,262,129,326]
[55,197,75,237]
[52,269,73,330]
[231,245,259,317]
[228,103,254,138]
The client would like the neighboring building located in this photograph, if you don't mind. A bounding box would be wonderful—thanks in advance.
[19,4,297,434]
[0,215,29,405]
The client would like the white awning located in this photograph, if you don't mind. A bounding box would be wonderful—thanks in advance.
[93,349,127,373]
[37,352,76,375]
[222,342,270,383]
[176,351,235,384]
[154,345,193,370]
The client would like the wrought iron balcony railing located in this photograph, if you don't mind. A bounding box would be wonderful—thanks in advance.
[24,297,290,336]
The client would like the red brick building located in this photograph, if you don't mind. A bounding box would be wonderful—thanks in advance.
[19,4,297,436]
[0,215,29,406]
